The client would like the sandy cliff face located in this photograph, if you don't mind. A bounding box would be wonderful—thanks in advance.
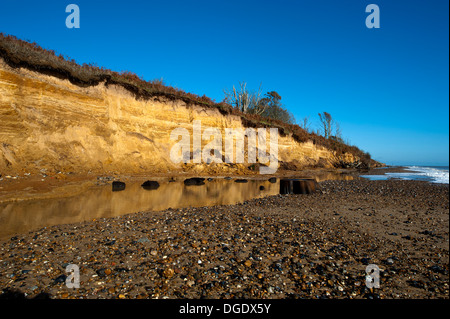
[0,58,357,176]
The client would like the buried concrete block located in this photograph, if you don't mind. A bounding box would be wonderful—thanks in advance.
[141,180,160,190]
[279,179,317,195]
[112,181,126,192]
[184,177,205,186]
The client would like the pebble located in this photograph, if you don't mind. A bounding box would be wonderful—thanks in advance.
[53,274,67,284]
[163,268,175,279]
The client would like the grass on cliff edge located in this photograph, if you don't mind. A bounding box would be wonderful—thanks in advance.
[0,33,373,167]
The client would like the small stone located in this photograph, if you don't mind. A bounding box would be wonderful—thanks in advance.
[360,257,370,265]
[54,274,67,284]
[163,268,175,279]
[429,265,447,275]
[257,273,264,279]
[96,269,107,277]
[187,280,195,287]
[118,294,126,299]
[137,237,150,244]
[244,260,252,267]
[150,250,157,256]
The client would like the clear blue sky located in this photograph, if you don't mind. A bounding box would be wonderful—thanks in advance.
[1,0,448,166]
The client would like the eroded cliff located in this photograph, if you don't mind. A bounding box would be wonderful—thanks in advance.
[0,58,360,177]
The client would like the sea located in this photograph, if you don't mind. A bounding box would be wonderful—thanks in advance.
[362,166,449,184]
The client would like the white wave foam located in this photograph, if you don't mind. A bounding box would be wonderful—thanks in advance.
[362,166,449,184]
[403,166,449,184]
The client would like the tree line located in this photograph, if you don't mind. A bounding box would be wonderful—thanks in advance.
[223,81,344,142]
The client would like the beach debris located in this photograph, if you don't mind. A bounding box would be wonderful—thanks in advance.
[184,178,205,186]
[279,179,317,194]
[112,181,126,192]
[141,180,160,190]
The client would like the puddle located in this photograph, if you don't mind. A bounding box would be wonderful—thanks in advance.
[0,178,278,239]
[0,172,354,239]
[359,175,390,181]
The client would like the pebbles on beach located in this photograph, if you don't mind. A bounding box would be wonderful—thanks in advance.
[0,179,448,299]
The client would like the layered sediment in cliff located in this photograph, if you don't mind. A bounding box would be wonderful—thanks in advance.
[0,58,362,176]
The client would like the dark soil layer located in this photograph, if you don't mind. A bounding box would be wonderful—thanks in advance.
[0,179,448,299]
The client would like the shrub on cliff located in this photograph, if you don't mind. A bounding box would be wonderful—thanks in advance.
[258,91,296,125]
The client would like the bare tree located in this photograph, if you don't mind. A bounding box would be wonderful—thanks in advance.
[335,121,342,141]
[223,82,264,114]
[299,116,311,132]
[318,112,333,139]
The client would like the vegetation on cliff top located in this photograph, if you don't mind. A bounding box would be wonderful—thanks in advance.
[0,33,375,168]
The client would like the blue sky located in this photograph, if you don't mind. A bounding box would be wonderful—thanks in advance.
[0,0,448,166]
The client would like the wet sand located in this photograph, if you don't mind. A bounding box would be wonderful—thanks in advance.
[0,178,448,299]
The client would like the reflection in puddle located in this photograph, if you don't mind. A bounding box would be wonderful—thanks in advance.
[313,172,355,182]
[0,172,354,239]
[0,179,278,239]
